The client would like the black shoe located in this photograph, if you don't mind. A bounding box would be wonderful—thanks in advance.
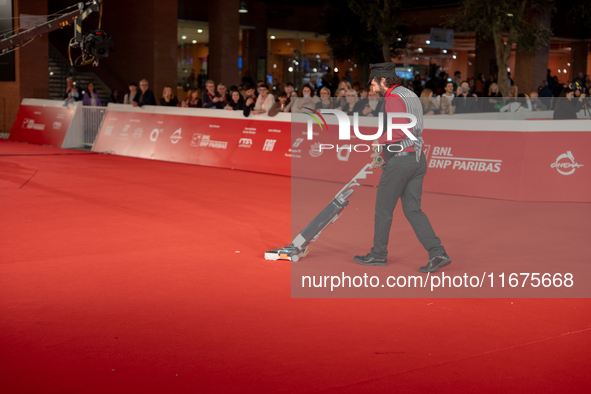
[419,254,451,273]
[353,253,387,267]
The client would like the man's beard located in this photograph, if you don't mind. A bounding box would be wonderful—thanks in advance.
[378,85,388,97]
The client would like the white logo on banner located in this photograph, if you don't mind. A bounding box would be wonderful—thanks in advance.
[268,128,281,133]
[52,122,62,130]
[133,128,143,139]
[22,118,45,130]
[150,128,162,142]
[243,128,256,134]
[292,138,304,148]
[263,139,276,151]
[309,142,323,158]
[191,134,227,149]
[428,146,502,173]
[170,128,182,144]
[239,138,252,148]
[105,126,113,136]
[337,145,351,161]
[56,113,65,120]
[551,151,583,175]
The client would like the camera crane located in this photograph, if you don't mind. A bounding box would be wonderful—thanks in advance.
[0,0,112,66]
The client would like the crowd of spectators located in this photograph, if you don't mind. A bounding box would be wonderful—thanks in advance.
[63,67,590,120]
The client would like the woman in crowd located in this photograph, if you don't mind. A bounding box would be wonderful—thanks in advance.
[340,89,364,115]
[420,89,440,115]
[284,90,299,112]
[268,91,291,116]
[315,87,335,110]
[123,82,137,105]
[292,84,319,113]
[483,82,503,112]
[553,88,586,120]
[160,86,179,106]
[500,93,532,112]
[108,89,120,103]
[83,82,101,106]
[178,89,202,108]
[224,88,245,111]
[336,80,351,108]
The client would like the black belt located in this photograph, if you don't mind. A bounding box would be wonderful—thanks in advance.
[385,150,414,159]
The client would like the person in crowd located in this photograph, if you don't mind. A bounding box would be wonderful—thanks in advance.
[63,77,79,101]
[529,91,547,111]
[482,82,504,112]
[335,80,351,108]
[108,89,120,103]
[250,83,275,115]
[321,70,334,94]
[123,82,137,105]
[216,83,231,108]
[474,73,485,97]
[340,89,364,115]
[268,91,291,116]
[507,84,518,98]
[553,88,586,120]
[242,84,257,117]
[500,93,532,112]
[360,89,381,116]
[539,79,553,98]
[315,87,335,110]
[133,79,157,107]
[584,74,591,93]
[412,75,423,96]
[438,71,449,94]
[572,72,584,87]
[309,77,319,95]
[452,71,462,90]
[358,87,369,98]
[160,86,179,107]
[64,86,79,106]
[284,90,299,112]
[178,88,202,108]
[284,82,295,97]
[292,84,319,113]
[420,89,439,115]
[197,70,206,89]
[483,74,496,97]
[437,81,456,113]
[454,81,479,113]
[202,80,221,108]
[83,82,101,106]
[224,88,245,111]
[344,70,353,85]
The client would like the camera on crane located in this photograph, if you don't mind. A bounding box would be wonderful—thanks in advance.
[83,30,113,59]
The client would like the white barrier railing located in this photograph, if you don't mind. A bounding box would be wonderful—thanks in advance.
[81,106,106,147]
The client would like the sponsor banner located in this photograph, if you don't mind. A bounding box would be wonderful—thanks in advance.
[92,111,292,176]
[9,103,75,147]
[291,122,591,202]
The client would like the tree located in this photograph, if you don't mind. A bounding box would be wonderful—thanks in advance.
[317,0,406,69]
[449,0,554,97]
[348,0,404,62]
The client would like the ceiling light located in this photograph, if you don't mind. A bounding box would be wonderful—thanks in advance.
[181,35,186,40]
[426,40,430,44]
[239,0,248,13]
[442,49,447,53]
[192,40,197,44]
[197,29,203,33]
[334,67,338,72]
[270,35,275,39]
[288,67,293,72]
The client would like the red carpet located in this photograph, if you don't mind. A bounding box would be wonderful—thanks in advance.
[1,140,590,393]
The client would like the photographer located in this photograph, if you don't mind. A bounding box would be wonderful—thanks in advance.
[553,87,586,120]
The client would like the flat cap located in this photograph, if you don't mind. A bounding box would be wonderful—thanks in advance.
[368,62,397,85]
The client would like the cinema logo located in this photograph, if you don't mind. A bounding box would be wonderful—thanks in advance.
[191,133,228,149]
[551,151,583,175]
[427,146,502,173]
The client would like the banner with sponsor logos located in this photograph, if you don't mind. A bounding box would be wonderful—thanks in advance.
[9,99,76,147]
[92,104,590,203]
[290,119,590,202]
[92,107,292,176]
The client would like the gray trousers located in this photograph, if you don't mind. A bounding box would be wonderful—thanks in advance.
[370,154,446,260]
